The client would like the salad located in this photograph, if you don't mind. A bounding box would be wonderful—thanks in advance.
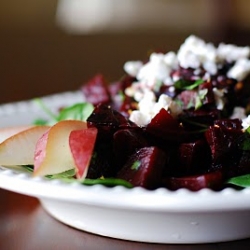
[1,35,250,191]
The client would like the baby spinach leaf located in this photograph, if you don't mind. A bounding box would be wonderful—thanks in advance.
[61,176,133,188]
[174,79,204,90]
[33,99,94,124]
[33,98,58,123]
[46,169,76,179]
[57,103,94,121]
[82,178,133,188]
[227,174,250,188]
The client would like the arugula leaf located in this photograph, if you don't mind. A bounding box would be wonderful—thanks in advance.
[46,169,76,179]
[131,160,141,170]
[33,118,49,126]
[174,79,204,90]
[227,174,250,188]
[17,165,132,188]
[195,89,208,110]
[81,178,133,188]
[57,103,94,122]
[22,165,34,173]
[33,99,94,125]
[33,98,58,124]
[53,175,133,188]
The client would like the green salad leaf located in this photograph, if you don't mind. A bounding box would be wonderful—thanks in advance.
[227,174,250,188]
[18,166,132,188]
[81,178,133,188]
[33,99,94,125]
[174,79,204,90]
[57,103,94,122]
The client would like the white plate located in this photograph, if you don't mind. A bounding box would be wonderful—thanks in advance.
[1,92,250,244]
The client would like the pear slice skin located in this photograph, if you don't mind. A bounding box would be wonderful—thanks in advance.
[0,125,33,144]
[69,127,98,179]
[0,126,50,166]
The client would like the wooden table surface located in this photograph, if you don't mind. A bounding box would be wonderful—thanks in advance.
[0,188,249,250]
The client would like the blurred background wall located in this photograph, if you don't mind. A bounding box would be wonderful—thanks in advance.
[0,0,250,103]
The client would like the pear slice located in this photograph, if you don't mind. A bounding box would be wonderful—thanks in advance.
[33,120,87,177]
[0,125,33,143]
[0,126,50,166]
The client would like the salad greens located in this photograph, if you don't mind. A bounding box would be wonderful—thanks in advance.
[227,174,250,188]
[174,79,204,91]
[33,98,94,125]
[21,166,133,188]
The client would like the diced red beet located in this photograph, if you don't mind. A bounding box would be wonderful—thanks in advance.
[214,118,242,130]
[145,108,185,143]
[113,128,149,171]
[177,139,212,176]
[179,108,221,130]
[117,147,167,189]
[87,104,137,141]
[163,170,224,191]
[81,74,111,106]
[237,150,250,177]
[205,119,243,167]
[86,141,115,179]
[108,75,137,113]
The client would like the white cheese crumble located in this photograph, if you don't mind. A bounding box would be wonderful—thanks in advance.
[136,52,174,87]
[217,43,250,63]
[212,87,227,110]
[129,91,182,126]
[122,35,250,126]
[242,115,250,131]
[177,35,217,75]
[227,58,250,81]
[230,107,246,120]
[123,61,143,77]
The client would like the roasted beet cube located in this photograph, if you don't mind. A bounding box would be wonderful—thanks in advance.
[113,128,148,171]
[86,142,115,179]
[163,170,224,191]
[214,118,242,130]
[179,108,221,130]
[237,150,250,177]
[117,147,167,189]
[87,104,137,141]
[205,119,243,168]
[177,139,211,175]
[81,74,111,106]
[145,108,184,143]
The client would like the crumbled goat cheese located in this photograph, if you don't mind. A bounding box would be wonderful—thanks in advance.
[227,58,250,81]
[123,61,143,77]
[242,115,250,131]
[230,107,246,120]
[212,87,227,110]
[217,43,250,63]
[129,110,151,126]
[129,91,181,126]
[177,35,217,75]
[137,53,173,87]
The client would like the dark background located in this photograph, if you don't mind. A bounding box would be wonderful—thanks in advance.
[0,0,250,104]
